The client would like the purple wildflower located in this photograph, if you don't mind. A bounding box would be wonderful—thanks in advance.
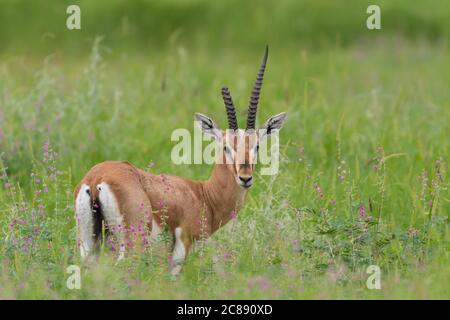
[359,204,365,220]
[314,183,324,198]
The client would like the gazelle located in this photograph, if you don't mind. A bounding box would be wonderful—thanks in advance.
[74,47,287,274]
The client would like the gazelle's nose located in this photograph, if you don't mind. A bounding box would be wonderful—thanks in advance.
[238,176,253,188]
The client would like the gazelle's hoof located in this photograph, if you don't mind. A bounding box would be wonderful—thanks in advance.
[170,265,182,276]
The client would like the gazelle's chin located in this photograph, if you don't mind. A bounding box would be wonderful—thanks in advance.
[238,181,253,189]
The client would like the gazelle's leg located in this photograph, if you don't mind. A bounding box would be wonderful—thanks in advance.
[98,181,152,259]
[75,184,95,260]
[97,182,126,260]
[170,227,192,275]
[150,218,163,242]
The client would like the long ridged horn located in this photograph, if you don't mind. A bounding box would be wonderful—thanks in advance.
[221,86,238,130]
[246,45,268,130]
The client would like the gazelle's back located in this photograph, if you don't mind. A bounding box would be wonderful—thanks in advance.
[74,160,208,247]
[74,160,144,211]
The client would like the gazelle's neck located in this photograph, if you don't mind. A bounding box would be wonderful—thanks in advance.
[203,163,248,233]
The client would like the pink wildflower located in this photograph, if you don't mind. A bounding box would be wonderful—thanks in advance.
[359,204,365,220]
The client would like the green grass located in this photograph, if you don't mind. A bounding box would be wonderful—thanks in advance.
[2,0,450,55]
[0,1,449,298]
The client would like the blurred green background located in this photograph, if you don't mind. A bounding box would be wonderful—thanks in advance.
[1,0,450,56]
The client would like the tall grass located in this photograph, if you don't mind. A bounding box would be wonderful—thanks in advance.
[0,36,448,298]
[2,0,450,55]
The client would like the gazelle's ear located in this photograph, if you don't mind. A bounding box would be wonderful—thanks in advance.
[194,113,222,141]
[259,112,287,140]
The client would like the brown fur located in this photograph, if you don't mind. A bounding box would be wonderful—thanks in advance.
[74,155,248,256]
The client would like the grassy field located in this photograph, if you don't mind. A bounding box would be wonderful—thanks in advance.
[0,1,449,299]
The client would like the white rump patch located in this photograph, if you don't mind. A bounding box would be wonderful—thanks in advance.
[97,182,125,259]
[75,184,93,259]
[97,182,123,226]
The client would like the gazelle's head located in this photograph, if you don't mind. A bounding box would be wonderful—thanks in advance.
[195,47,287,189]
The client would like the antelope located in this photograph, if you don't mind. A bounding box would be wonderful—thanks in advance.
[74,47,287,275]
